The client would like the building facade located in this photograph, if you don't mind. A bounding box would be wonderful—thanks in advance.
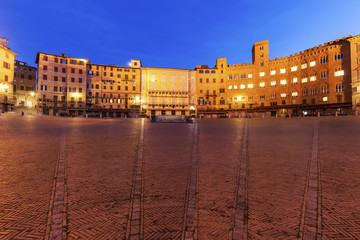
[197,35,360,117]
[85,59,141,118]
[13,60,37,107]
[0,36,17,112]
[36,52,89,116]
[141,67,196,117]
[34,34,360,118]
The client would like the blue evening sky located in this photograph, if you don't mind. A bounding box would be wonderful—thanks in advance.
[1,0,360,69]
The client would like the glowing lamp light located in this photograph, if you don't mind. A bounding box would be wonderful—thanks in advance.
[73,93,79,98]
[190,106,195,110]
[128,62,132,67]
[142,105,146,109]
[4,84,9,89]
[30,92,35,96]
[135,96,140,102]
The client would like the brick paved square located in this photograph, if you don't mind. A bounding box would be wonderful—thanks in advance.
[1,114,360,239]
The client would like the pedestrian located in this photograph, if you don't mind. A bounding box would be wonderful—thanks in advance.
[21,111,24,116]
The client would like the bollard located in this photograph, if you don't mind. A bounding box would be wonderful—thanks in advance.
[335,111,338,117]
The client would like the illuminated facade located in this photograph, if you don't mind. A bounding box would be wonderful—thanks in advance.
[197,35,360,117]
[141,67,196,117]
[36,53,88,116]
[13,60,37,108]
[34,34,360,117]
[0,36,17,112]
[86,59,141,118]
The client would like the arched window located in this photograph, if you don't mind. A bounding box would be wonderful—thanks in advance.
[211,70,215,74]
[205,70,210,74]
[311,87,317,95]
[199,70,204,73]
[321,85,329,94]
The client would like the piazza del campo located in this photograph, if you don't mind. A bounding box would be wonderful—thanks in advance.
[1,1,360,239]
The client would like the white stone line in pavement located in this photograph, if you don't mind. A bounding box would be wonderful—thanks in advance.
[127,118,145,240]
[183,121,199,240]
[232,119,249,240]
[46,120,67,240]
[299,118,321,239]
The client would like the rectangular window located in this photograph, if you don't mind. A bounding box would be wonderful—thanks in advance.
[228,75,232,80]
[43,65,47,71]
[71,77,75,82]
[62,77,66,82]
[248,73,253,78]
[43,75,47,80]
[270,70,276,75]
[292,92,298,97]
[335,69,344,76]
[79,78,83,83]
[62,68,66,73]
[240,84,245,89]
[291,66,297,72]
[310,75,316,81]
[280,68,286,74]
[54,76,58,81]
[280,79,286,85]
[281,93,287,98]
[240,74,246,79]
[310,60,316,67]
[260,95,265,100]
[54,67,58,72]
[301,63,307,69]
[248,83,253,88]
[271,94,276,99]
[259,72,265,77]
[271,81,276,86]
[292,77,298,84]
[323,97,328,101]
[259,82,265,87]
[301,77,308,83]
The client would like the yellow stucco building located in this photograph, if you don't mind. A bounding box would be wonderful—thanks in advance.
[0,36,17,112]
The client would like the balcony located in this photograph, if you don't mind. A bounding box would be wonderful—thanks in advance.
[148,91,188,97]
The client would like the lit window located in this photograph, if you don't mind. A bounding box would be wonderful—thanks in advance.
[228,85,232,89]
[240,96,245,101]
[234,85,238,89]
[292,77,298,84]
[281,93,287,98]
[310,60,316,67]
[291,66,298,72]
[292,92,298,97]
[248,83,253,88]
[280,68,286,74]
[301,77,308,83]
[301,63,307,69]
[310,75,316,81]
[248,73,253,78]
[240,84,245,89]
[270,70,276,75]
[271,94,276,99]
[259,72,265,77]
[323,97,328,101]
[271,81,276,86]
[280,79,287,85]
[335,69,344,76]
[260,82,265,87]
